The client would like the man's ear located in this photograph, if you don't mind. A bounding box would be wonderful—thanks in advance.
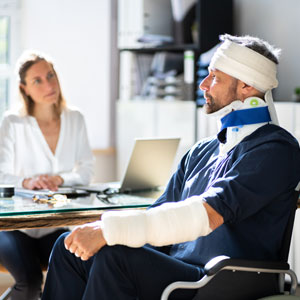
[239,82,257,100]
[241,82,254,94]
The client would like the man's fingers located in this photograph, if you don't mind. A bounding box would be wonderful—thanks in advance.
[64,224,106,260]
[64,233,73,250]
[75,249,84,258]
[68,244,78,254]
[80,252,91,261]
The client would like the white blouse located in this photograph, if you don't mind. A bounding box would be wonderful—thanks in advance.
[0,106,94,237]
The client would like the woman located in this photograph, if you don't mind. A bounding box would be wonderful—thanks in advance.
[0,50,94,300]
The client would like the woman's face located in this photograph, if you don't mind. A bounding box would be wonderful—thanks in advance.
[21,60,60,107]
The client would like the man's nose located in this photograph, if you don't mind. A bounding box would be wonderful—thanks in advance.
[199,76,209,91]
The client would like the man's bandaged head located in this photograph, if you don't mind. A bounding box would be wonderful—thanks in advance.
[209,39,278,93]
[209,37,280,124]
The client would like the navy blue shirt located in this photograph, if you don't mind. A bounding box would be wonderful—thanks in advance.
[151,124,300,266]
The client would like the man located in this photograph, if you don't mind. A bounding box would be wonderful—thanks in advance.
[42,34,300,300]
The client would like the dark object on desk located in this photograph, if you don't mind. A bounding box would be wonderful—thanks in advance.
[0,185,14,197]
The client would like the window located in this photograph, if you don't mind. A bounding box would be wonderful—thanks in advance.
[0,16,10,64]
[0,0,20,120]
[0,16,10,118]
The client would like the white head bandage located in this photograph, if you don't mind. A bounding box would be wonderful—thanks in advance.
[210,40,279,125]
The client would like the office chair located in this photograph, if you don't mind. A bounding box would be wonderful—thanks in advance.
[161,184,300,300]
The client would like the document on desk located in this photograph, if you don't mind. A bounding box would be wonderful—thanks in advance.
[14,187,90,199]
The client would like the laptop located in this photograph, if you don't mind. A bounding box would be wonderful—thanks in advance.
[79,137,180,194]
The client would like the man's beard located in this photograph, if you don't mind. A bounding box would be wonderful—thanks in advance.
[203,80,238,114]
[203,94,222,114]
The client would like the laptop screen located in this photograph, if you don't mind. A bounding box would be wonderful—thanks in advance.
[120,137,180,192]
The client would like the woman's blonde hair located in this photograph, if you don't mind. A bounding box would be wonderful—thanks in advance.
[16,50,66,116]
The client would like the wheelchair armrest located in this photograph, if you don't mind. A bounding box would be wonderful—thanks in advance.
[161,256,296,300]
[204,255,290,276]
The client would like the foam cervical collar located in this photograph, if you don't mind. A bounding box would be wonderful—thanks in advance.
[215,97,271,154]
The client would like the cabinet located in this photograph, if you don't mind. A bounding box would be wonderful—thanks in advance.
[275,102,300,141]
[118,0,234,102]
[116,100,196,179]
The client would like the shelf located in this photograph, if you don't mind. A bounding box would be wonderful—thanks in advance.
[119,44,200,53]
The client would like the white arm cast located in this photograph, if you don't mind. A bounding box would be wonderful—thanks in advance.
[102,196,212,248]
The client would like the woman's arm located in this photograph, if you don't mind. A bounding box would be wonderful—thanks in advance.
[0,115,25,187]
[58,111,94,186]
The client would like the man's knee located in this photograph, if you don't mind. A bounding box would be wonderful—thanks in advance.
[92,245,145,270]
[49,232,69,260]
[94,244,126,259]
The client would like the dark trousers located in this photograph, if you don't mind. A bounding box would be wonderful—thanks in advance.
[42,233,203,300]
[0,229,68,300]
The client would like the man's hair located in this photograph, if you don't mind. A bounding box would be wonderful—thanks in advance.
[220,34,281,64]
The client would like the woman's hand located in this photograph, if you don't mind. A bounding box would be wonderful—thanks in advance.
[22,174,64,191]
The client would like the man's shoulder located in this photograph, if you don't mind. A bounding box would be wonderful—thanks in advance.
[235,124,299,156]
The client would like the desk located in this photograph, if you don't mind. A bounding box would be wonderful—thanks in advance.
[1,192,299,231]
[0,191,162,231]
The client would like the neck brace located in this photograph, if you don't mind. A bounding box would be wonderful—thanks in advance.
[209,40,279,125]
[209,100,244,119]
[215,97,271,154]
[220,106,271,131]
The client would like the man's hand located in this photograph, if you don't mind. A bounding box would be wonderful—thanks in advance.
[22,174,64,191]
[64,221,107,261]
[203,202,224,231]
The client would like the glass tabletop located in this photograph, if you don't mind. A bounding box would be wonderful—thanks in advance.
[0,190,162,217]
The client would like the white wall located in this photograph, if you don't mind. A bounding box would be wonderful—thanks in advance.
[234,0,300,101]
[19,0,113,149]
[16,0,300,146]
